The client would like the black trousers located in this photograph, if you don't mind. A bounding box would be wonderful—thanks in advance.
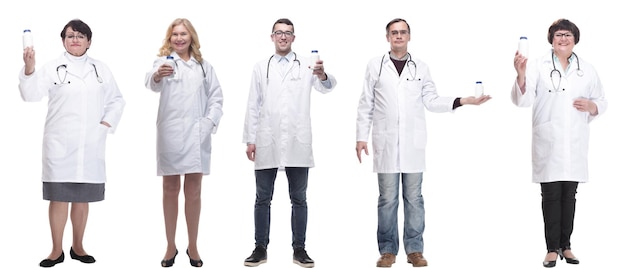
[541,181,578,251]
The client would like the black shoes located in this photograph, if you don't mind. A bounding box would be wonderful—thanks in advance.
[544,248,580,267]
[70,247,96,263]
[161,249,178,267]
[39,251,64,267]
[558,248,580,264]
[187,249,204,267]
[293,247,314,268]
[242,246,314,267]
[244,245,267,267]
[40,248,95,267]
[543,249,558,267]
[543,260,557,268]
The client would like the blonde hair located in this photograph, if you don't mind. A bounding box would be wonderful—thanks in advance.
[157,18,203,62]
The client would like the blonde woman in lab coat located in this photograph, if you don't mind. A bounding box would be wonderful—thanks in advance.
[512,18,607,267]
[145,18,223,268]
[19,19,125,267]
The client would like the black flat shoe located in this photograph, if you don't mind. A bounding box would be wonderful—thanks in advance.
[40,251,64,267]
[70,247,96,263]
[558,248,580,264]
[161,249,178,267]
[187,249,203,267]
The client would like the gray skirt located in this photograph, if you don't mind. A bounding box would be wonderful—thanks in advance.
[43,182,105,202]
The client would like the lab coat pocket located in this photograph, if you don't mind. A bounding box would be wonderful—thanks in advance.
[541,74,562,94]
[157,119,184,153]
[255,128,273,148]
[294,125,313,155]
[200,117,213,152]
[97,123,109,160]
[405,80,422,98]
[532,122,552,164]
[412,129,427,150]
[254,128,276,166]
[296,125,312,145]
[372,118,387,153]
[49,83,64,92]
[43,131,67,159]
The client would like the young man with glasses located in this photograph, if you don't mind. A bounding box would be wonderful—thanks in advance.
[242,18,337,268]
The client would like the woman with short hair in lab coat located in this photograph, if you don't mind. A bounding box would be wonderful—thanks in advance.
[145,18,223,268]
[19,19,126,267]
[512,18,607,267]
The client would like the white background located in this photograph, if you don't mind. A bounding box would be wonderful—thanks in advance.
[2,0,623,267]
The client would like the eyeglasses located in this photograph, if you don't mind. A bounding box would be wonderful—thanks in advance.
[66,34,86,40]
[554,33,574,39]
[272,31,294,37]
[389,30,410,36]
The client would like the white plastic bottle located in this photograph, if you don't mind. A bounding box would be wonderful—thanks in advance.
[518,36,529,58]
[474,81,484,97]
[164,56,176,79]
[310,50,319,70]
[23,29,34,49]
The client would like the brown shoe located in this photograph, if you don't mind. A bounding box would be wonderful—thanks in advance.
[407,252,428,267]
[376,253,396,267]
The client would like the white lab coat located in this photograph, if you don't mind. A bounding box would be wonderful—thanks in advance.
[356,53,456,173]
[18,52,125,184]
[243,52,337,170]
[145,54,223,176]
[511,50,607,183]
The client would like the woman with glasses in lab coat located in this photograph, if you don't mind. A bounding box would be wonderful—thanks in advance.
[511,18,607,267]
[19,19,125,267]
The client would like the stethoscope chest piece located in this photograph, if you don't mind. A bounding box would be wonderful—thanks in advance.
[576,69,584,77]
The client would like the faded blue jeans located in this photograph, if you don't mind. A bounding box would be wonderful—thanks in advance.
[254,167,309,249]
[377,172,425,255]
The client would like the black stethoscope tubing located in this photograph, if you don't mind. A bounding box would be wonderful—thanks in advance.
[55,63,103,84]
[378,52,418,81]
[266,53,301,82]
[549,51,584,92]
[169,59,207,78]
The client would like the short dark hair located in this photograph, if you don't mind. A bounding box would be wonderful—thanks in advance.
[272,18,294,33]
[60,19,93,41]
[547,18,580,44]
[386,18,410,34]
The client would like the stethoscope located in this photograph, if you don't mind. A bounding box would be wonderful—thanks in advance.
[169,59,207,79]
[54,63,103,85]
[378,52,419,81]
[549,51,584,92]
[266,53,301,84]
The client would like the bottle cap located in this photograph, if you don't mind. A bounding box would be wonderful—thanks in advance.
[476,81,482,84]
[24,29,31,33]
[520,36,527,40]
[311,50,318,53]
[166,56,174,59]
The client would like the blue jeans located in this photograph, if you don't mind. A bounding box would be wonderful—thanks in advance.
[254,167,309,249]
[377,173,425,255]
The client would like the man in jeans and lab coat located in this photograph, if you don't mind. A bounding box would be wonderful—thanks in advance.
[242,18,337,268]
[355,18,490,267]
